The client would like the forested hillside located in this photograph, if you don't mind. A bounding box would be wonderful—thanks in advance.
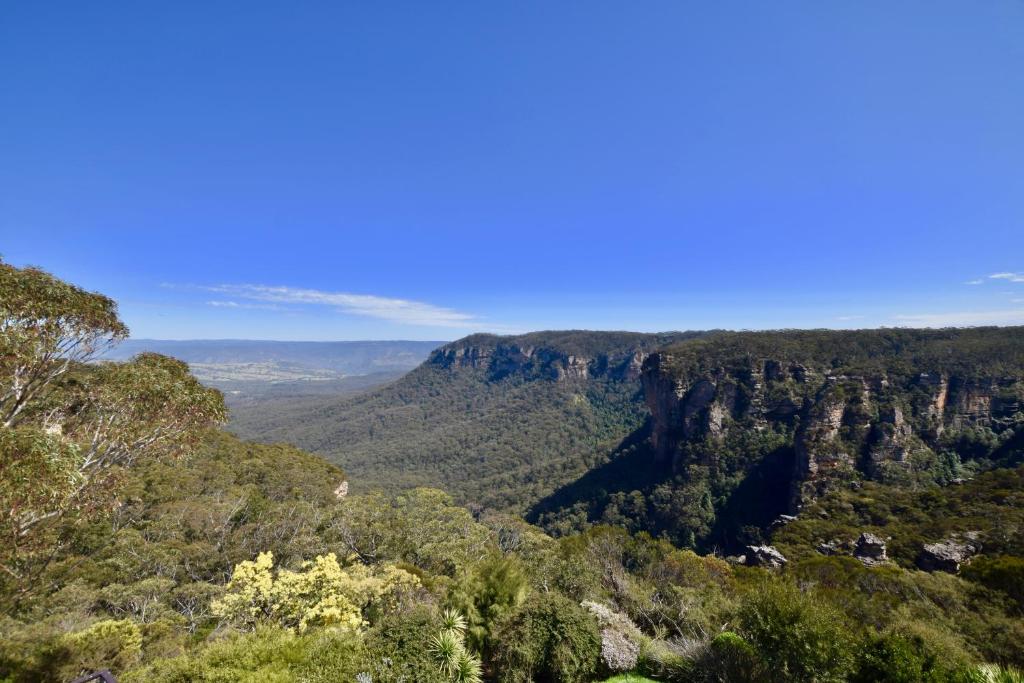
[234,331,705,511]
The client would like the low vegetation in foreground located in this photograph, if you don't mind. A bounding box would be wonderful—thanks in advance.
[1,260,1022,682]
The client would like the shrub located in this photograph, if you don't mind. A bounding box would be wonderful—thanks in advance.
[60,619,143,680]
[360,606,447,683]
[489,593,601,683]
[212,551,420,633]
[448,554,528,655]
[738,581,855,683]
[122,626,359,683]
[693,631,762,682]
[581,601,644,673]
[962,556,1024,614]
[852,630,965,683]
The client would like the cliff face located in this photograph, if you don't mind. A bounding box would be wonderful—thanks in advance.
[428,331,698,383]
[431,342,647,381]
[641,334,1024,511]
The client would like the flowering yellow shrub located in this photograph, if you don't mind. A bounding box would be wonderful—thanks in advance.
[212,551,419,633]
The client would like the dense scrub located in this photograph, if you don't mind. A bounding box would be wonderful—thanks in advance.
[6,466,1024,681]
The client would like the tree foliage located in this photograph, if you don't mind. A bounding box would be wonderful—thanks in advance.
[0,260,128,429]
[0,262,226,602]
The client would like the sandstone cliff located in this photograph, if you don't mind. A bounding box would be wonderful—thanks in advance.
[640,329,1024,511]
[429,331,700,383]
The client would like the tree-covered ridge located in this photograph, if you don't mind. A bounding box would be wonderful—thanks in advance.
[656,327,1024,378]
[437,330,702,362]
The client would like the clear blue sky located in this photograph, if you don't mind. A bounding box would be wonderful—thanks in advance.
[2,2,1023,340]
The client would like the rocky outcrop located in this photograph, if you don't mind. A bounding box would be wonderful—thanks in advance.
[641,359,747,465]
[793,385,857,505]
[745,545,788,568]
[642,353,689,464]
[771,514,798,529]
[854,532,888,566]
[917,534,982,573]
[816,539,846,556]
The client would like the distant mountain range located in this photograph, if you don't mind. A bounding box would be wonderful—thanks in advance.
[103,339,446,373]
[101,339,446,405]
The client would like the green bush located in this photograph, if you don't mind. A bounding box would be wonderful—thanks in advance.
[738,581,855,683]
[122,627,362,683]
[852,630,966,683]
[59,619,142,682]
[489,593,601,683]
[448,553,529,655]
[694,631,761,682]
[359,606,447,683]
[124,627,302,682]
[962,556,1024,614]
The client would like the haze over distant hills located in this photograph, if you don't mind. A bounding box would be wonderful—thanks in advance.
[103,339,446,373]
[102,339,445,407]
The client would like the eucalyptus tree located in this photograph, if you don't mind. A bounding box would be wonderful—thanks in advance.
[0,260,226,603]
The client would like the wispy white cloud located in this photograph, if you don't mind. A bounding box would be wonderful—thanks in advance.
[989,272,1024,283]
[964,279,984,285]
[205,284,480,328]
[206,300,282,311]
[892,309,1024,327]
[835,315,864,321]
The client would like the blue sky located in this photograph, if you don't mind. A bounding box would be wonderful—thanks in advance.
[2,1,1023,341]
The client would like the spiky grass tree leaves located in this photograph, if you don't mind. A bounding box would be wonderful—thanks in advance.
[430,629,463,677]
[429,609,483,683]
[440,608,468,636]
[974,664,1024,683]
[452,649,483,683]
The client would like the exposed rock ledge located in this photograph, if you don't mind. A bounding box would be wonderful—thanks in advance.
[916,533,981,573]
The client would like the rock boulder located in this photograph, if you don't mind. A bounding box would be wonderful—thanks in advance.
[854,532,888,566]
[745,545,788,569]
[917,535,981,573]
